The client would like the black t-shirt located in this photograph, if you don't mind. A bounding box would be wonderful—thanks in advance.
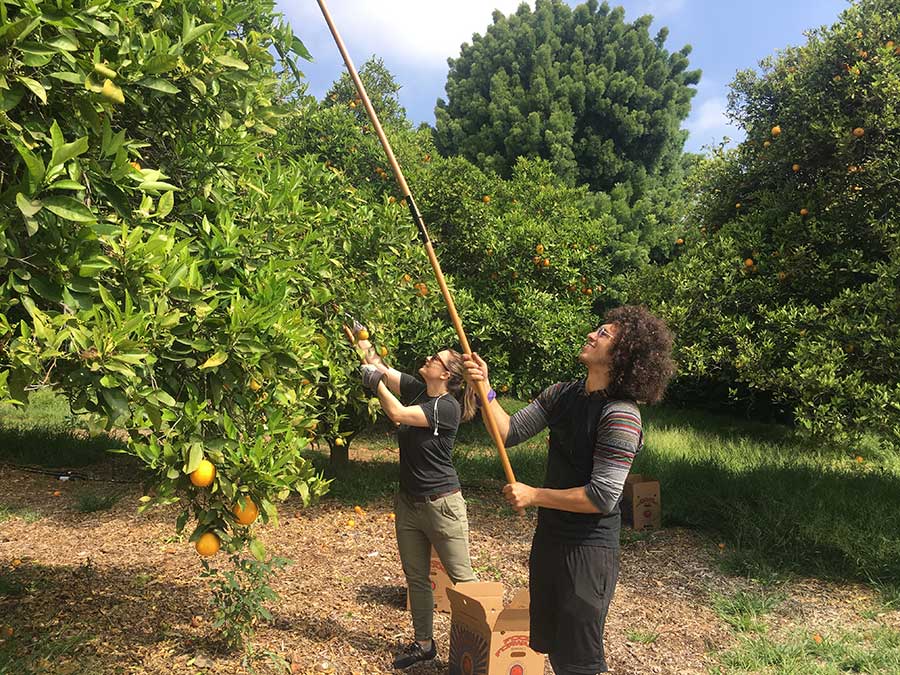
[396,373,462,497]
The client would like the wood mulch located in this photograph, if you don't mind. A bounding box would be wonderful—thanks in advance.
[0,457,893,675]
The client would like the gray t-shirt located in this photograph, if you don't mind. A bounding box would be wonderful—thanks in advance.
[397,373,462,497]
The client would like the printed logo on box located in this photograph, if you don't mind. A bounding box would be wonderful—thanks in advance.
[495,635,529,657]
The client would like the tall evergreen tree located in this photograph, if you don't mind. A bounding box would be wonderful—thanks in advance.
[434,0,700,199]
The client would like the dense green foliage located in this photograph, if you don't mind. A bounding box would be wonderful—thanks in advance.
[628,0,900,447]
[434,0,699,200]
[0,0,448,557]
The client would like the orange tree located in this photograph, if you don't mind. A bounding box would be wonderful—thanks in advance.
[627,0,900,447]
[406,154,669,397]
[0,0,442,620]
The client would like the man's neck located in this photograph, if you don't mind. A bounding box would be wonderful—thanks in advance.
[585,367,610,394]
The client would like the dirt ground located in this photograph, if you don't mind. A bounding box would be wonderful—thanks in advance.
[0,457,892,675]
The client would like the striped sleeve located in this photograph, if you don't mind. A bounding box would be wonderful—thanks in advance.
[584,401,643,514]
[505,382,565,447]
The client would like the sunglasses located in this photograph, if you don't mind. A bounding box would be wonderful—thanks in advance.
[595,325,614,339]
[427,352,451,372]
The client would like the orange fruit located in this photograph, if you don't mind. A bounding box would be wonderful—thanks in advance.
[777,271,788,282]
[582,287,592,295]
[334,437,345,447]
[763,140,771,147]
[533,255,542,265]
[346,518,355,528]
[744,258,754,268]
[813,634,823,644]
[771,125,781,137]
[852,127,865,138]
[130,161,142,171]
[424,154,431,162]
[190,459,216,487]
[800,208,809,216]
[535,244,545,254]
[676,238,684,245]
[856,455,864,463]
[249,378,262,391]
[356,328,369,341]
[388,512,396,521]
[402,273,412,282]
[482,195,491,204]
[354,505,365,516]
[195,532,221,557]
[735,202,741,209]
[53,490,61,497]
[232,497,259,526]
[379,346,388,357]
[792,163,800,172]
[542,258,550,267]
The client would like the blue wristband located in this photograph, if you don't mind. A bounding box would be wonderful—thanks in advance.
[487,388,497,402]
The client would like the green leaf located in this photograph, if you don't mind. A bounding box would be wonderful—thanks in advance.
[185,442,203,473]
[43,195,95,222]
[101,388,129,422]
[138,78,180,94]
[183,23,215,46]
[17,76,47,103]
[49,134,89,169]
[48,71,84,84]
[199,351,228,369]
[291,35,312,61]
[13,140,45,189]
[213,55,249,71]
[48,179,85,190]
[139,181,178,192]
[0,87,25,113]
[156,190,174,218]
[249,538,266,562]
[15,193,42,217]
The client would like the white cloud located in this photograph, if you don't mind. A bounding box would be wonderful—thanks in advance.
[684,96,742,151]
[632,0,686,18]
[289,0,531,69]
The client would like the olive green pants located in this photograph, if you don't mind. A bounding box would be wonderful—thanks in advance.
[395,490,477,641]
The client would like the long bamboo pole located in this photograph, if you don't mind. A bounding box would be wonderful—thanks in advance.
[317,0,517,487]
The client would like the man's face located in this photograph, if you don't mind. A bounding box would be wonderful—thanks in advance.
[578,323,617,367]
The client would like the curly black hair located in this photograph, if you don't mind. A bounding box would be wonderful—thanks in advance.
[604,305,675,405]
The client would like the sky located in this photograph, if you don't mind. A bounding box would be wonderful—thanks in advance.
[281,0,850,154]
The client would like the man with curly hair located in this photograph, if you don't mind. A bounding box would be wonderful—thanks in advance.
[463,305,675,675]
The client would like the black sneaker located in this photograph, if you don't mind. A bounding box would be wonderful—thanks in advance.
[392,640,437,669]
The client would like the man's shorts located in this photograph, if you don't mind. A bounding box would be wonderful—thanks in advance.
[528,534,620,674]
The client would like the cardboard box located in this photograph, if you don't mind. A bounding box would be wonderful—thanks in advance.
[447,582,545,675]
[621,473,661,531]
[406,547,454,613]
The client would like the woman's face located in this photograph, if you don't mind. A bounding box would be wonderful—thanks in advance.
[419,349,452,382]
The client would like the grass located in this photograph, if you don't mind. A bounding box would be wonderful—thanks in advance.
[0,504,43,523]
[310,398,900,588]
[625,629,659,644]
[712,627,900,674]
[636,405,900,584]
[74,491,120,513]
[0,630,96,675]
[712,588,784,634]
[0,390,125,468]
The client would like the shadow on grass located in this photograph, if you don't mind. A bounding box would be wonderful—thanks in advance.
[0,427,126,468]
[634,443,900,585]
